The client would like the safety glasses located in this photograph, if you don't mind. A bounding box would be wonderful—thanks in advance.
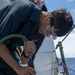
[45,25,57,40]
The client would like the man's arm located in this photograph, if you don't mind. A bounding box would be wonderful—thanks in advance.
[21,41,36,64]
[0,44,19,72]
[0,44,36,75]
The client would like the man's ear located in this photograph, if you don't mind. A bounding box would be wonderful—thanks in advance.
[45,15,50,21]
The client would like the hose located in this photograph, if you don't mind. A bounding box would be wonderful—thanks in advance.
[0,34,28,44]
[0,34,32,56]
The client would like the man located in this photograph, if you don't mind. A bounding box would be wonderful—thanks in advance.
[30,0,45,5]
[30,0,47,11]
[0,0,73,75]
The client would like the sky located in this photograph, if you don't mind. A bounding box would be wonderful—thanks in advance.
[45,0,75,58]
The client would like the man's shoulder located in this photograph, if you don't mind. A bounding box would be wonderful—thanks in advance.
[11,0,33,7]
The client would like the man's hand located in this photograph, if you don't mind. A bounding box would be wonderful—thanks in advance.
[24,41,36,57]
[0,44,36,75]
[17,66,36,75]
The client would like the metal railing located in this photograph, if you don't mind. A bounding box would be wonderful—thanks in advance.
[56,42,70,75]
[56,24,75,75]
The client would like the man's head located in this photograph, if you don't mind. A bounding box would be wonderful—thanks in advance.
[39,8,73,39]
[50,8,73,37]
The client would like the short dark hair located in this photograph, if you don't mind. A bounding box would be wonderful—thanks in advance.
[50,8,73,37]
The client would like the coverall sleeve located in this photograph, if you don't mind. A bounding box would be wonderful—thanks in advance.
[0,1,34,44]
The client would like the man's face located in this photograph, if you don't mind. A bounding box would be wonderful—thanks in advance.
[45,25,58,39]
[31,0,43,4]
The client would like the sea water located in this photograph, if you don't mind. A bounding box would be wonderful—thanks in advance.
[59,58,75,75]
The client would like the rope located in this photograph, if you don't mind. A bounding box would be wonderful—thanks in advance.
[61,63,75,72]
